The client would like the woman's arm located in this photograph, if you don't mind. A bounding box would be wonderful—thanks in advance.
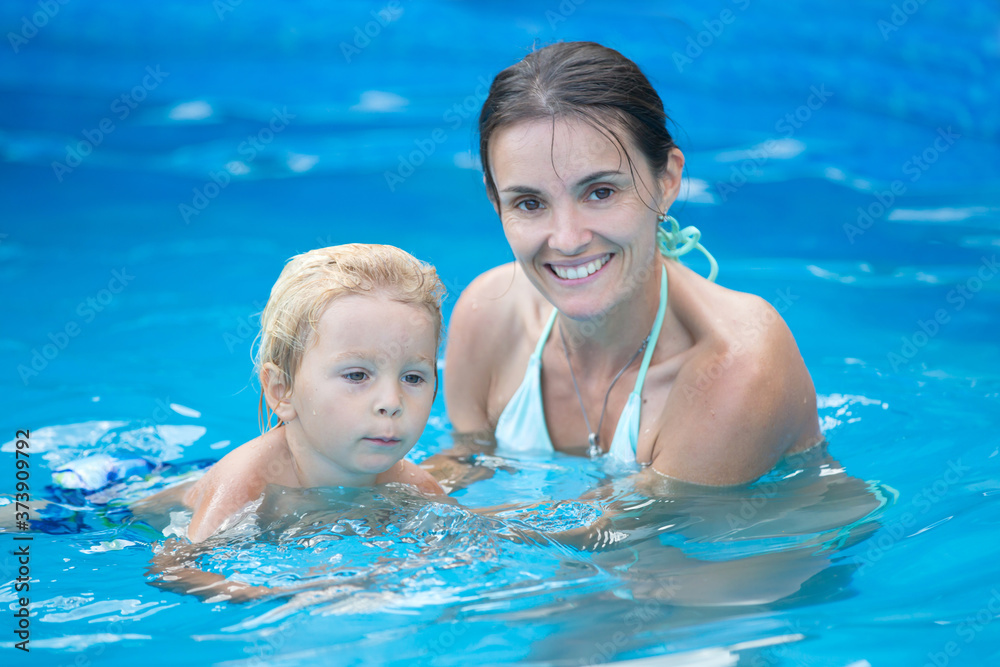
[443,268,511,433]
[430,265,530,491]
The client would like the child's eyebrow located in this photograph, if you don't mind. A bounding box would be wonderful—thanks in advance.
[330,351,437,368]
[328,351,382,366]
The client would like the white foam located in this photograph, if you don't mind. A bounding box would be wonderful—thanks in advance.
[0,420,203,465]
[169,402,201,418]
[41,598,162,623]
[453,150,479,170]
[80,539,137,554]
[679,177,716,204]
[351,90,409,113]
[714,138,805,162]
[806,265,856,283]
[958,236,1000,248]
[889,206,992,222]
[225,160,250,175]
[169,100,213,121]
[151,425,207,460]
[1,421,125,454]
[163,510,192,539]
[0,633,151,651]
[817,393,884,409]
[287,153,319,173]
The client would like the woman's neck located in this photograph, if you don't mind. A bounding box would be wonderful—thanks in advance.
[557,257,665,380]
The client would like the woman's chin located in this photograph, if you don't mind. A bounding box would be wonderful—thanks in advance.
[549,299,614,325]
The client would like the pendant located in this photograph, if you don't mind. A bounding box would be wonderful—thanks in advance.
[587,433,601,459]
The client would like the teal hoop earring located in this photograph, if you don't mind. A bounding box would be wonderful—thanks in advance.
[656,214,718,282]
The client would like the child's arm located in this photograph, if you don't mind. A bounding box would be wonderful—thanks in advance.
[147,538,274,602]
[129,480,196,528]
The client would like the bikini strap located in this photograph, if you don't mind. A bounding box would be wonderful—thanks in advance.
[632,265,668,393]
[534,308,559,360]
[657,215,718,282]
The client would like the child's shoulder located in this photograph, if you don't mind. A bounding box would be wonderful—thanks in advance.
[185,428,294,541]
[375,459,444,495]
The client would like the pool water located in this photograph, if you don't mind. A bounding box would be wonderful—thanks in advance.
[2,1,1000,665]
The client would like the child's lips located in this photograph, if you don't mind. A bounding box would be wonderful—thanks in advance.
[364,436,402,446]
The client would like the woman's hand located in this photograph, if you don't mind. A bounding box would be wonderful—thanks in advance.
[417,431,500,493]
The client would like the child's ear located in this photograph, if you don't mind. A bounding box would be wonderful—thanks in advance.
[261,363,297,423]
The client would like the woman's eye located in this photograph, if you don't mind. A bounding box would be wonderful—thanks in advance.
[589,187,614,200]
[344,371,368,382]
[402,374,425,385]
[516,198,542,211]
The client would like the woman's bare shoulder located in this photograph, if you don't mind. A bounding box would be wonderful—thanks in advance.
[653,263,820,484]
[665,261,780,339]
[451,262,543,329]
[445,262,548,431]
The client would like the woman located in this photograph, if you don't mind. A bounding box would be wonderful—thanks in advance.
[443,41,822,486]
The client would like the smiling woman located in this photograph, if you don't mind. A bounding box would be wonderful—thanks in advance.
[440,41,823,486]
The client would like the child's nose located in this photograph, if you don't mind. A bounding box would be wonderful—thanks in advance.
[377,404,402,417]
[374,383,403,417]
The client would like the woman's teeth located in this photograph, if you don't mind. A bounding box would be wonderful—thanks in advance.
[552,254,611,280]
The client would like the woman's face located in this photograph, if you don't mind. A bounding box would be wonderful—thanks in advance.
[489,117,683,321]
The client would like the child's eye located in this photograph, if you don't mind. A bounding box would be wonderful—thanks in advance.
[588,187,614,201]
[344,371,369,382]
[515,198,543,212]
[402,374,425,385]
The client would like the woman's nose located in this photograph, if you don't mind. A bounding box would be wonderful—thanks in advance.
[547,206,592,255]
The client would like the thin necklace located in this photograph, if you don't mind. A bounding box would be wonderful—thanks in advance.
[558,319,649,459]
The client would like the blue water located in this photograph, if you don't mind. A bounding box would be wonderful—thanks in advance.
[2,1,1000,664]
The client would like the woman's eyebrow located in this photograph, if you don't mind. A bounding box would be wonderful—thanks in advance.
[500,184,543,195]
[575,170,624,187]
[500,170,625,195]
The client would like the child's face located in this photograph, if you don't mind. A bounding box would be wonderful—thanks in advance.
[283,292,438,486]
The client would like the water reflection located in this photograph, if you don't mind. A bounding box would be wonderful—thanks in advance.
[138,438,887,663]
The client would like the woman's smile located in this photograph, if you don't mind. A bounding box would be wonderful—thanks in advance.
[546,252,613,282]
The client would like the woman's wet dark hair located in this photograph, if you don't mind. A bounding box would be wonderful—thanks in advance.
[479,41,677,207]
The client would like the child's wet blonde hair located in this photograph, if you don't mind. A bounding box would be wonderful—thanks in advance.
[256,243,445,431]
